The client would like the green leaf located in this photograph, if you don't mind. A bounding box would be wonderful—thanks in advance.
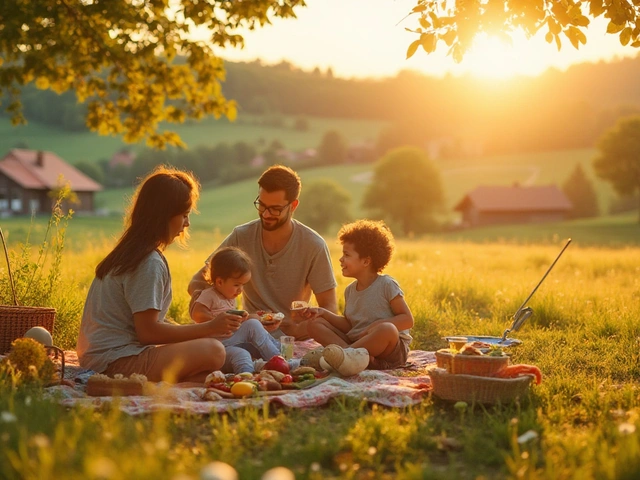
[574,15,590,27]
[406,39,421,59]
[555,33,562,51]
[412,5,427,13]
[545,31,554,43]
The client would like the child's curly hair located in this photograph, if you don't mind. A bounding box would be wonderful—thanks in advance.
[338,220,395,273]
[206,247,252,283]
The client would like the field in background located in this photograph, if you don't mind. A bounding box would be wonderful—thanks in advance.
[0,116,385,165]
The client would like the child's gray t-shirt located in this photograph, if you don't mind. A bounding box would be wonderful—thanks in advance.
[77,250,172,373]
[344,274,413,345]
[213,219,337,317]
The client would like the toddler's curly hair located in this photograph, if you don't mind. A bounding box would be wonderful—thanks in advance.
[338,219,395,273]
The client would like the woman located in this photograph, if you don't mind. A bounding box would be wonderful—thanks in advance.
[78,166,242,383]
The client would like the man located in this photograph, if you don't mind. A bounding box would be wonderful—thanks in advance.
[188,165,338,339]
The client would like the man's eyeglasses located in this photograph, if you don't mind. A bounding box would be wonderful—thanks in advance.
[253,196,292,217]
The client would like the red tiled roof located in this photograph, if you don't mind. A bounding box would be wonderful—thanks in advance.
[454,185,572,212]
[0,149,102,192]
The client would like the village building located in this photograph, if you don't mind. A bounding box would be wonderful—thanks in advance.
[0,149,102,215]
[454,184,573,227]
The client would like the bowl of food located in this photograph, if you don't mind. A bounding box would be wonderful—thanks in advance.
[435,345,509,377]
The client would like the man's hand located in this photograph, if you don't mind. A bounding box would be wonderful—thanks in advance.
[207,311,244,338]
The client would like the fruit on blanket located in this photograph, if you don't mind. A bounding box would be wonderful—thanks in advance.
[264,355,290,374]
[204,371,226,387]
[320,344,369,377]
[230,381,257,397]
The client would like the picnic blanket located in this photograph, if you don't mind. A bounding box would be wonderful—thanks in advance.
[44,340,435,415]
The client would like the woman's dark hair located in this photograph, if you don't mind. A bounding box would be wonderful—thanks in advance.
[96,166,200,278]
[206,247,253,283]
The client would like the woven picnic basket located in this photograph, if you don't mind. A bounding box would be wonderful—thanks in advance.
[429,368,533,404]
[0,227,56,354]
[435,350,509,376]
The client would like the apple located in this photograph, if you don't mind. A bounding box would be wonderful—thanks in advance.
[263,355,290,374]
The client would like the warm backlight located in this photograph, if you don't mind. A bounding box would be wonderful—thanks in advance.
[463,32,537,79]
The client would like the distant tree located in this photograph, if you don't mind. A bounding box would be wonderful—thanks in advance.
[233,141,257,166]
[561,164,599,219]
[608,193,640,215]
[74,161,104,185]
[593,116,640,222]
[317,130,347,165]
[297,179,351,234]
[403,0,640,63]
[376,122,427,156]
[293,117,310,132]
[362,146,444,236]
[0,1,305,147]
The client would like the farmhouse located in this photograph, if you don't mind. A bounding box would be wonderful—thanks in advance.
[454,184,572,227]
[0,149,102,215]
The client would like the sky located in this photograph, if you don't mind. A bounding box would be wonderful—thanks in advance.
[205,0,639,80]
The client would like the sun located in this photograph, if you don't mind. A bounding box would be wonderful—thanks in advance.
[463,32,537,79]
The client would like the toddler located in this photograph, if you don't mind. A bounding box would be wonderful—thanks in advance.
[306,220,414,369]
[190,247,281,373]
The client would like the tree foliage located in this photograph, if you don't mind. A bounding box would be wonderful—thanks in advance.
[593,115,640,222]
[561,164,599,219]
[317,130,348,164]
[362,146,444,236]
[0,0,306,148]
[296,179,352,234]
[404,0,640,62]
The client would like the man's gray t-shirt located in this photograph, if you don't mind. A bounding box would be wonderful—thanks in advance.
[344,274,413,345]
[213,219,337,319]
[77,250,172,373]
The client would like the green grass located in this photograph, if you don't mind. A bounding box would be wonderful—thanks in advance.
[2,240,640,479]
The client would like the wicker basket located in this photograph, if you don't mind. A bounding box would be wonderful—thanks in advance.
[429,367,533,404]
[0,306,56,354]
[435,350,509,376]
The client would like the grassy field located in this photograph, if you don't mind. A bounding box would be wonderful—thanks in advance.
[1,238,640,479]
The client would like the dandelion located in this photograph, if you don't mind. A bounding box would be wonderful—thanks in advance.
[367,446,377,455]
[310,462,320,472]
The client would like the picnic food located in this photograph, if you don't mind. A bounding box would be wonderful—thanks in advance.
[204,366,326,398]
[290,300,309,310]
[256,311,284,326]
[87,373,148,396]
[319,344,369,377]
[264,355,290,374]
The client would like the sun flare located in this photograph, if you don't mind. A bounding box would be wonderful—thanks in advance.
[463,32,537,79]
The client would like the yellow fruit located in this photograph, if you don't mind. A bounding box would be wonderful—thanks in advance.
[230,381,257,397]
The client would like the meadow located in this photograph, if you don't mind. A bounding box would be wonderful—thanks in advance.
[1,219,640,478]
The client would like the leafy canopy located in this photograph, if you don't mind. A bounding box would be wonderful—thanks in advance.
[363,146,444,236]
[0,0,306,148]
[404,0,640,61]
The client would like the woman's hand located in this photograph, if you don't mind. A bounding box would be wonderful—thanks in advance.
[207,311,244,338]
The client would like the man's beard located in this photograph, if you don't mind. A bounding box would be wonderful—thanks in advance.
[260,213,289,231]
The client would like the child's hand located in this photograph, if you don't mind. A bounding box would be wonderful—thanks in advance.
[300,307,322,321]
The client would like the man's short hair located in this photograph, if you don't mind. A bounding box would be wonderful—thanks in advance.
[258,165,301,202]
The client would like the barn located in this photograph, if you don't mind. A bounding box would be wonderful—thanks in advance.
[0,149,102,215]
[454,185,573,227]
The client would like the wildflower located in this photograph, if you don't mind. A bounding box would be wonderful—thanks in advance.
[367,446,377,455]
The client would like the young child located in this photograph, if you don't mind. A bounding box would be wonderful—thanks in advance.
[190,247,281,374]
[306,220,414,370]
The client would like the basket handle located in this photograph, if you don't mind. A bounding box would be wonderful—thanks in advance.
[0,226,19,306]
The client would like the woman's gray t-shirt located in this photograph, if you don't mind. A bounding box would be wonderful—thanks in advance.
[77,250,172,373]
[344,274,412,345]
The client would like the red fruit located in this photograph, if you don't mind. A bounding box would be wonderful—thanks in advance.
[264,355,290,374]
[212,383,231,392]
[280,374,293,384]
